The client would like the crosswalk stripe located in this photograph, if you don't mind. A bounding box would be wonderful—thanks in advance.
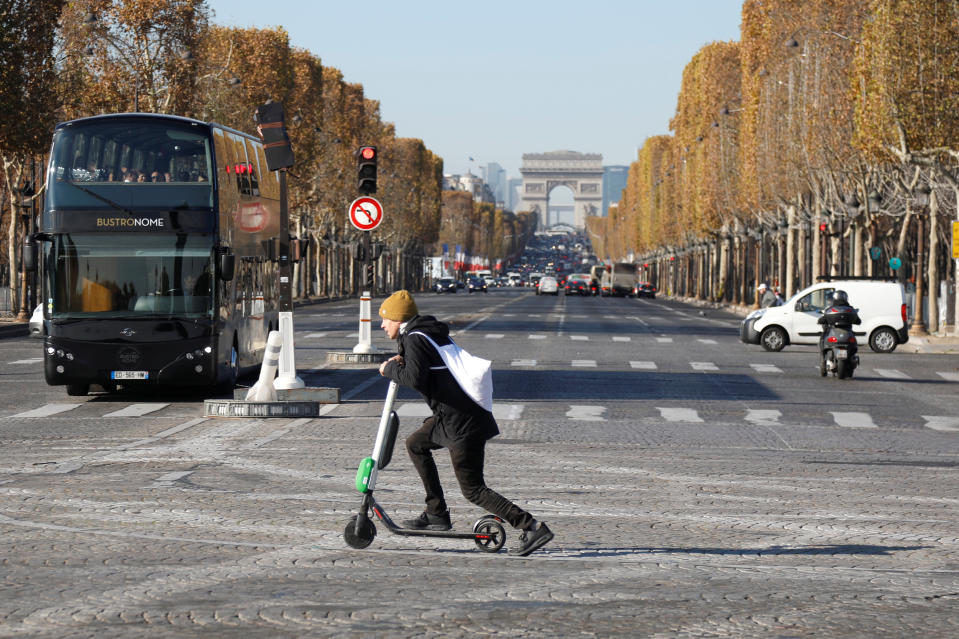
[745,409,781,424]
[750,364,782,373]
[528,334,547,340]
[697,339,718,345]
[658,407,703,422]
[875,369,910,379]
[485,334,504,339]
[937,372,959,382]
[302,332,328,338]
[612,336,631,342]
[691,362,718,371]
[103,403,169,418]
[831,412,876,428]
[8,358,42,365]
[570,335,589,341]
[656,337,673,343]
[566,405,606,421]
[571,360,597,367]
[14,403,82,418]
[493,404,524,420]
[510,359,537,367]
[630,361,657,369]
[923,416,959,432]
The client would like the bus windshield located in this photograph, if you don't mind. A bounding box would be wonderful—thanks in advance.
[46,233,214,319]
[47,118,214,211]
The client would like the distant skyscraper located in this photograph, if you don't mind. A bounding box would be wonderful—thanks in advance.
[603,166,628,217]
[482,162,507,208]
[507,178,522,212]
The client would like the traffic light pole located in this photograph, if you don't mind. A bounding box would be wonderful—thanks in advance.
[278,169,292,312]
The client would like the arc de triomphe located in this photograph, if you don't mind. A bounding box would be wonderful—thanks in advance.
[519,151,603,229]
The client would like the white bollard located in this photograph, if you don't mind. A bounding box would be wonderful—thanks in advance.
[245,330,282,401]
[274,311,305,389]
[352,291,379,354]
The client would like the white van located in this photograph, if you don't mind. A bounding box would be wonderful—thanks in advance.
[740,279,908,353]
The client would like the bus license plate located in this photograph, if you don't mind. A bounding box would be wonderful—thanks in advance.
[836,349,848,360]
[111,371,149,380]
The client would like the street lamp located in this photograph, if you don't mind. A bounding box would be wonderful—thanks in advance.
[842,194,860,277]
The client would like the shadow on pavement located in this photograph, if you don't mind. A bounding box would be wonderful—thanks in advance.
[566,544,931,558]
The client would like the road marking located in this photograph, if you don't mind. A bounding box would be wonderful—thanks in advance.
[630,361,657,369]
[485,334,504,339]
[697,339,718,345]
[528,334,547,340]
[750,363,782,373]
[396,403,432,417]
[656,337,673,343]
[302,332,328,338]
[8,358,42,365]
[13,403,83,418]
[875,369,910,379]
[566,405,606,421]
[492,404,524,420]
[510,359,537,367]
[570,335,589,341]
[346,332,358,338]
[658,407,703,422]
[611,336,631,342]
[571,360,597,367]
[603,315,619,319]
[831,412,876,428]
[923,416,959,432]
[745,409,781,424]
[937,372,959,382]
[691,362,719,371]
[103,403,169,418]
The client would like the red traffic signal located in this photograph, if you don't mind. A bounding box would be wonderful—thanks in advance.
[357,146,377,194]
[819,223,828,232]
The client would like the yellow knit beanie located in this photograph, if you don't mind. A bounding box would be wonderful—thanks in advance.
[378,290,418,322]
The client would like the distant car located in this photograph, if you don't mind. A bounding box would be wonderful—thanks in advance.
[433,277,457,294]
[564,276,591,296]
[634,282,657,299]
[467,277,488,293]
[29,303,43,338]
[537,276,559,295]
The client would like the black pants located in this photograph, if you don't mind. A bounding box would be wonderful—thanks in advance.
[406,417,534,530]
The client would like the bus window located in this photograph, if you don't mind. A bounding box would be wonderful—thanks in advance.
[47,118,214,209]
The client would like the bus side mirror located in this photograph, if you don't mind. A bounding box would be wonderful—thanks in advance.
[218,251,235,282]
[22,239,38,272]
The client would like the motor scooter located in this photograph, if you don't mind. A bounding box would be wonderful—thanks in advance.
[818,304,861,379]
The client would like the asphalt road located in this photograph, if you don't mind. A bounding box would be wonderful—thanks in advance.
[1,288,957,637]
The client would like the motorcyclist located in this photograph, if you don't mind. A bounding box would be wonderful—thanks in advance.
[817,290,861,354]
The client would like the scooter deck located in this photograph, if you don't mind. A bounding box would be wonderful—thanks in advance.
[369,499,497,541]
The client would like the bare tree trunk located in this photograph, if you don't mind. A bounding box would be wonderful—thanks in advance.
[928,189,940,333]
[852,219,863,277]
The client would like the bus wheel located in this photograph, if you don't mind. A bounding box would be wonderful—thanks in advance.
[217,341,238,394]
[66,383,89,397]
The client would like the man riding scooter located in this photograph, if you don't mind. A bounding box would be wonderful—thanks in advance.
[817,290,862,379]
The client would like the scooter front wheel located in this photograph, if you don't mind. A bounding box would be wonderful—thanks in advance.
[344,515,376,549]
[472,516,507,553]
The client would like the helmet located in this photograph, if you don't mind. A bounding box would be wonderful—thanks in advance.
[829,290,849,306]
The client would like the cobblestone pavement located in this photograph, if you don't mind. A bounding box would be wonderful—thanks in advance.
[1,390,957,638]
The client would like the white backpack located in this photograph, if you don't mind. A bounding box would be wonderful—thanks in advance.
[408,331,493,412]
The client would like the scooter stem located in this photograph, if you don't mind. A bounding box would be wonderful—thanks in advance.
[367,380,399,491]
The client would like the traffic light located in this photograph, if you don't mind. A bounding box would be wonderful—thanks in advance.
[357,146,377,194]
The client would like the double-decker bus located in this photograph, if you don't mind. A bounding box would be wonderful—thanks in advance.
[30,113,280,396]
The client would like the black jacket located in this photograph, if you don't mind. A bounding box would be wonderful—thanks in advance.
[382,314,498,447]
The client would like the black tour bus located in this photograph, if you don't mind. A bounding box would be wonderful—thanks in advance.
[30,113,280,396]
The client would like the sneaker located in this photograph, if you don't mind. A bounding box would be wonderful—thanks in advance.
[510,522,553,556]
[401,510,452,531]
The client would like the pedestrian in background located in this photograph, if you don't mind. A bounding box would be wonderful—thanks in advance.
[758,282,777,308]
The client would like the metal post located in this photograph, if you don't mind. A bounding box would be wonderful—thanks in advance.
[278,170,292,312]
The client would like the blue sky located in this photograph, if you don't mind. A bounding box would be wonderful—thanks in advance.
[205,1,743,181]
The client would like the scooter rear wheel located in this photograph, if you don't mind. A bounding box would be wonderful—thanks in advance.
[472,516,507,553]
[344,515,376,549]
[837,360,852,379]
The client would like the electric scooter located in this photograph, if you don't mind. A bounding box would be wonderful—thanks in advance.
[343,380,507,553]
